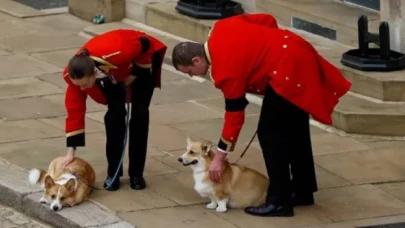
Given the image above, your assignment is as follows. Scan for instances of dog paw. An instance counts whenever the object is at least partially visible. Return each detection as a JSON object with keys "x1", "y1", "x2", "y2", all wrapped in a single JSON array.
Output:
[
  {"x1": 206, "y1": 202, "x2": 217, "y2": 209},
  {"x1": 216, "y1": 205, "x2": 227, "y2": 213}
]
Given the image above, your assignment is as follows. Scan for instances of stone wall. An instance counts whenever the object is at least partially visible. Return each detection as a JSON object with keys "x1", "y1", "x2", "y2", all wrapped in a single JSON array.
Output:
[
  {"x1": 380, "y1": 0, "x2": 405, "y2": 53},
  {"x1": 68, "y1": 0, "x2": 125, "y2": 23}
]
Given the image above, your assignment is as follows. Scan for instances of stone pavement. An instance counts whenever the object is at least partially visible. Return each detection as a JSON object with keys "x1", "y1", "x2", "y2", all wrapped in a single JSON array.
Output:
[
  {"x1": 0, "y1": 1, "x2": 405, "y2": 228},
  {"x1": 0, "y1": 203, "x2": 54, "y2": 228}
]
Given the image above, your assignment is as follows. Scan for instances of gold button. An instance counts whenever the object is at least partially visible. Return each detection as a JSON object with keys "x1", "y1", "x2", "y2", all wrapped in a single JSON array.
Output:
[
  {"x1": 283, "y1": 44, "x2": 287, "y2": 48},
  {"x1": 230, "y1": 137, "x2": 234, "y2": 140},
  {"x1": 257, "y1": 89, "x2": 260, "y2": 92},
  {"x1": 273, "y1": 71, "x2": 277, "y2": 75},
  {"x1": 334, "y1": 92, "x2": 337, "y2": 95},
  {"x1": 285, "y1": 76, "x2": 289, "y2": 80},
  {"x1": 284, "y1": 35, "x2": 289, "y2": 38},
  {"x1": 297, "y1": 83, "x2": 301, "y2": 87}
]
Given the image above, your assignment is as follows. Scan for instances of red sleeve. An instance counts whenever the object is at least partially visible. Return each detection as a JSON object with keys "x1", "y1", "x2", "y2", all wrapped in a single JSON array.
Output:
[
  {"x1": 64, "y1": 73, "x2": 87, "y2": 147},
  {"x1": 233, "y1": 13, "x2": 278, "y2": 28},
  {"x1": 216, "y1": 76, "x2": 248, "y2": 152}
]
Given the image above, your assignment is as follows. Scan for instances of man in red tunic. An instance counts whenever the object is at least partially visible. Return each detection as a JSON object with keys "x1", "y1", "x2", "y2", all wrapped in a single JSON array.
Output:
[
  {"x1": 63, "y1": 29, "x2": 166, "y2": 191},
  {"x1": 171, "y1": 13, "x2": 351, "y2": 217}
]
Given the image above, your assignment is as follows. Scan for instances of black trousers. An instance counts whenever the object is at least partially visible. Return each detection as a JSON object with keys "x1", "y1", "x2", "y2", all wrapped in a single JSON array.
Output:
[
  {"x1": 257, "y1": 85, "x2": 317, "y2": 205},
  {"x1": 99, "y1": 67, "x2": 155, "y2": 178}
]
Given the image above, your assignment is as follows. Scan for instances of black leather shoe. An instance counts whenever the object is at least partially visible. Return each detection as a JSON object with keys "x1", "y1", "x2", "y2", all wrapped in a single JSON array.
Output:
[
  {"x1": 130, "y1": 176, "x2": 146, "y2": 190},
  {"x1": 103, "y1": 176, "x2": 120, "y2": 191},
  {"x1": 244, "y1": 203, "x2": 294, "y2": 217},
  {"x1": 292, "y1": 193, "x2": 314, "y2": 206}
]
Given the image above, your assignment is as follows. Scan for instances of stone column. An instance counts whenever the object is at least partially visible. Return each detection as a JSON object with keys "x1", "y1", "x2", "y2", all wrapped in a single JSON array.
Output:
[{"x1": 380, "y1": 0, "x2": 405, "y2": 53}]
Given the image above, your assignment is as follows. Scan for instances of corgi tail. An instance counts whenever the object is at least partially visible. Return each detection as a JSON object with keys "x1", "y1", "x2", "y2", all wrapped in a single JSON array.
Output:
[{"x1": 28, "y1": 168, "x2": 47, "y2": 185}]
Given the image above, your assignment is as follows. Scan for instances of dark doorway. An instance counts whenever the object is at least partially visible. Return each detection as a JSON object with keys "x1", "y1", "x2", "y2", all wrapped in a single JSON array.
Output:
[
  {"x1": 345, "y1": 0, "x2": 380, "y2": 11},
  {"x1": 12, "y1": 0, "x2": 68, "y2": 10}
]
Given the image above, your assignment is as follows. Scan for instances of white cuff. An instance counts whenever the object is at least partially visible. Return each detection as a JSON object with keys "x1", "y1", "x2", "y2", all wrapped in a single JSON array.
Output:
[{"x1": 217, "y1": 147, "x2": 229, "y2": 154}]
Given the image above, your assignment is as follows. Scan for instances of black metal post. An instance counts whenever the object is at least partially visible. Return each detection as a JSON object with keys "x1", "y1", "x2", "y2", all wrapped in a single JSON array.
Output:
[
  {"x1": 358, "y1": 15, "x2": 368, "y2": 58},
  {"x1": 340, "y1": 14, "x2": 405, "y2": 71},
  {"x1": 379, "y1": 22, "x2": 390, "y2": 60},
  {"x1": 175, "y1": 0, "x2": 244, "y2": 19}
]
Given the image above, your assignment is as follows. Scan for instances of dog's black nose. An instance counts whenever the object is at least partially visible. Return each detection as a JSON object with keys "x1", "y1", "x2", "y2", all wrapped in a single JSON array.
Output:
[
  {"x1": 178, "y1": 157, "x2": 183, "y2": 162},
  {"x1": 52, "y1": 206, "x2": 59, "y2": 211}
]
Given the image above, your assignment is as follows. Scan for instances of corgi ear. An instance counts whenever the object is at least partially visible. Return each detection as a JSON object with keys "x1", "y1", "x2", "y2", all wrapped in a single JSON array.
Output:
[
  {"x1": 201, "y1": 140, "x2": 212, "y2": 155},
  {"x1": 44, "y1": 175, "x2": 54, "y2": 189},
  {"x1": 186, "y1": 136, "x2": 192, "y2": 146},
  {"x1": 65, "y1": 179, "x2": 76, "y2": 192}
]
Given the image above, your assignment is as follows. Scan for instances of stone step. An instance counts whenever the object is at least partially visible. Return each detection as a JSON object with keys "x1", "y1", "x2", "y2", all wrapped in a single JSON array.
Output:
[
  {"x1": 254, "y1": 0, "x2": 380, "y2": 46},
  {"x1": 80, "y1": 19, "x2": 405, "y2": 136},
  {"x1": 142, "y1": 1, "x2": 405, "y2": 102}
]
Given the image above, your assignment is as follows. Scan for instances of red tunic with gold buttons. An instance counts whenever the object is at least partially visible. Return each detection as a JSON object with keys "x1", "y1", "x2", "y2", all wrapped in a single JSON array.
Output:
[
  {"x1": 63, "y1": 29, "x2": 167, "y2": 147},
  {"x1": 204, "y1": 13, "x2": 352, "y2": 152}
]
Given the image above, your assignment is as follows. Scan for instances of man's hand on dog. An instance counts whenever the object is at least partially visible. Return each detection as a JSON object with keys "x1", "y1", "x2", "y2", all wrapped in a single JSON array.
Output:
[
  {"x1": 209, "y1": 150, "x2": 227, "y2": 183},
  {"x1": 63, "y1": 148, "x2": 76, "y2": 168}
]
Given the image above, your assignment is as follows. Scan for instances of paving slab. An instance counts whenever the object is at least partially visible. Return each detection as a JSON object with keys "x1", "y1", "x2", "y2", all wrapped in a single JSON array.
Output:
[
  {"x1": 310, "y1": 132, "x2": 371, "y2": 156},
  {"x1": 92, "y1": 150, "x2": 179, "y2": 184},
  {"x1": 0, "y1": 19, "x2": 62, "y2": 41},
  {"x1": 315, "y1": 147, "x2": 405, "y2": 185},
  {"x1": 306, "y1": 215, "x2": 405, "y2": 228},
  {"x1": 0, "y1": 96, "x2": 66, "y2": 121},
  {"x1": 215, "y1": 205, "x2": 331, "y2": 228},
  {"x1": 0, "y1": 54, "x2": 61, "y2": 79},
  {"x1": 0, "y1": 119, "x2": 63, "y2": 144},
  {"x1": 0, "y1": 158, "x2": 42, "y2": 210},
  {"x1": 354, "y1": 138, "x2": 405, "y2": 150},
  {"x1": 0, "y1": 47, "x2": 11, "y2": 56},
  {"x1": 0, "y1": 203, "x2": 53, "y2": 228},
  {"x1": 152, "y1": 78, "x2": 220, "y2": 105},
  {"x1": 0, "y1": 33, "x2": 86, "y2": 54},
  {"x1": 315, "y1": 185, "x2": 405, "y2": 222},
  {"x1": 27, "y1": 14, "x2": 92, "y2": 33},
  {"x1": 0, "y1": 9, "x2": 404, "y2": 228},
  {"x1": 31, "y1": 48, "x2": 77, "y2": 68},
  {"x1": 0, "y1": 77, "x2": 63, "y2": 100},
  {"x1": 146, "y1": 172, "x2": 209, "y2": 205},
  {"x1": 118, "y1": 205, "x2": 239, "y2": 228},
  {"x1": 0, "y1": 133, "x2": 114, "y2": 170},
  {"x1": 90, "y1": 184, "x2": 177, "y2": 213},
  {"x1": 36, "y1": 72, "x2": 67, "y2": 89},
  {"x1": 377, "y1": 182, "x2": 405, "y2": 204},
  {"x1": 23, "y1": 193, "x2": 131, "y2": 228},
  {"x1": 147, "y1": 125, "x2": 196, "y2": 151}
]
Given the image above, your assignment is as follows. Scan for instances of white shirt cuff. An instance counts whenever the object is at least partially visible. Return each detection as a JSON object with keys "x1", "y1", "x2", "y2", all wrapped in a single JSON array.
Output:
[{"x1": 217, "y1": 147, "x2": 229, "y2": 154}]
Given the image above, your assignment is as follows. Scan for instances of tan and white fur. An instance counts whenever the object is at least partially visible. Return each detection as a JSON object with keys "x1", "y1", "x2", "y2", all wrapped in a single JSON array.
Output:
[
  {"x1": 28, "y1": 156, "x2": 96, "y2": 211},
  {"x1": 178, "y1": 137, "x2": 269, "y2": 213}
]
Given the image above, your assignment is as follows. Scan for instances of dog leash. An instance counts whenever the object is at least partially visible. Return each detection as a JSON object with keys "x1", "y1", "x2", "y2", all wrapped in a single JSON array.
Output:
[
  {"x1": 103, "y1": 98, "x2": 131, "y2": 190},
  {"x1": 76, "y1": 85, "x2": 131, "y2": 191},
  {"x1": 231, "y1": 130, "x2": 257, "y2": 164}
]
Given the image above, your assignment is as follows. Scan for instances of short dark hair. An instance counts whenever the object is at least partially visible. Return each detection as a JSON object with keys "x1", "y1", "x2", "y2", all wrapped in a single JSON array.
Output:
[
  {"x1": 68, "y1": 48, "x2": 95, "y2": 79},
  {"x1": 172, "y1": 42, "x2": 205, "y2": 69}
]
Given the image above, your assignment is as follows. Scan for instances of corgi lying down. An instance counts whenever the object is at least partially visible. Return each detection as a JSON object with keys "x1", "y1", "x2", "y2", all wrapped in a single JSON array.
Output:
[
  {"x1": 178, "y1": 137, "x2": 269, "y2": 212},
  {"x1": 28, "y1": 156, "x2": 96, "y2": 211}
]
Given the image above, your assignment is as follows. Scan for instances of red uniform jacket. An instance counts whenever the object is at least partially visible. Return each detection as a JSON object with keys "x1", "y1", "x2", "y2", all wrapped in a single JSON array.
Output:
[
  {"x1": 204, "y1": 14, "x2": 352, "y2": 152},
  {"x1": 64, "y1": 29, "x2": 167, "y2": 147}
]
